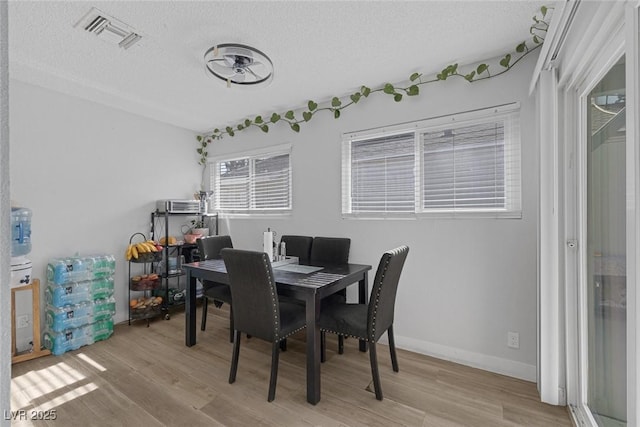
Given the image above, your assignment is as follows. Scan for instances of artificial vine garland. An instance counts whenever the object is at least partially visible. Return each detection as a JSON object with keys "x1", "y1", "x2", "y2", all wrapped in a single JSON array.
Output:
[{"x1": 196, "y1": 5, "x2": 550, "y2": 165}]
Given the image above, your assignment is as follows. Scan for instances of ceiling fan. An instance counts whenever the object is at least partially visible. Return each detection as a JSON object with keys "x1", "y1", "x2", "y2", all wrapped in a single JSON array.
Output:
[{"x1": 204, "y1": 43, "x2": 274, "y2": 87}]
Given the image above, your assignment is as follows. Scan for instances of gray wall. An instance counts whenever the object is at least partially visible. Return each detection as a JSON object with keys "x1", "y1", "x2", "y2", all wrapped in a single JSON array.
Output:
[
  {"x1": 208, "y1": 52, "x2": 540, "y2": 380},
  {"x1": 8, "y1": 51, "x2": 540, "y2": 382},
  {"x1": 9, "y1": 80, "x2": 200, "y2": 346}
]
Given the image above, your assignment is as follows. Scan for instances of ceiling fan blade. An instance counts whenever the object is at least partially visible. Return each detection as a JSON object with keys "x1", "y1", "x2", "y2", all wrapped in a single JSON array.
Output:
[
  {"x1": 232, "y1": 72, "x2": 246, "y2": 83},
  {"x1": 222, "y1": 54, "x2": 237, "y2": 67},
  {"x1": 245, "y1": 66, "x2": 262, "y2": 81},
  {"x1": 207, "y1": 61, "x2": 237, "y2": 78},
  {"x1": 231, "y1": 46, "x2": 253, "y2": 59},
  {"x1": 247, "y1": 61, "x2": 269, "y2": 76}
]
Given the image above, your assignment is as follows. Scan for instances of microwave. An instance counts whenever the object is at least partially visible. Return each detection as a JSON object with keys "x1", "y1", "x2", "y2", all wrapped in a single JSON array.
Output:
[{"x1": 156, "y1": 199, "x2": 201, "y2": 214}]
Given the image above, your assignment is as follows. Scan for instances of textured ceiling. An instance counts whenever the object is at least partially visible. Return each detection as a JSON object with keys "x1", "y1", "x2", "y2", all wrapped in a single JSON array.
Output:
[{"x1": 8, "y1": 1, "x2": 551, "y2": 133}]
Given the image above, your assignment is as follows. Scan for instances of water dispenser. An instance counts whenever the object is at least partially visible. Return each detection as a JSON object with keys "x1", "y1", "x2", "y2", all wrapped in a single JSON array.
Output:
[{"x1": 11, "y1": 207, "x2": 32, "y2": 257}]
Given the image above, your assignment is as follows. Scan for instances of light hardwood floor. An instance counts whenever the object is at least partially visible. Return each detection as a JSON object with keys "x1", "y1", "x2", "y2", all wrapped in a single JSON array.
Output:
[{"x1": 11, "y1": 306, "x2": 572, "y2": 426}]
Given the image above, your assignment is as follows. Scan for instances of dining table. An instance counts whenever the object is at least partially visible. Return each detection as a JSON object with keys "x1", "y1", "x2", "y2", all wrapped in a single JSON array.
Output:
[{"x1": 182, "y1": 257, "x2": 372, "y2": 405}]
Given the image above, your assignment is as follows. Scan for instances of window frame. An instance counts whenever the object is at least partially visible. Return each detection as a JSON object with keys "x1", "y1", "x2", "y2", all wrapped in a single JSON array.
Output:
[
  {"x1": 209, "y1": 143, "x2": 292, "y2": 217},
  {"x1": 341, "y1": 103, "x2": 521, "y2": 219}
]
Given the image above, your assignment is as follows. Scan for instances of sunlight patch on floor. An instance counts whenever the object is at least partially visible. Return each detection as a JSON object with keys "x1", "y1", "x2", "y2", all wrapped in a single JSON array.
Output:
[
  {"x1": 76, "y1": 353, "x2": 107, "y2": 372},
  {"x1": 11, "y1": 353, "x2": 108, "y2": 412},
  {"x1": 12, "y1": 362, "x2": 87, "y2": 404},
  {"x1": 31, "y1": 382, "x2": 99, "y2": 412}
]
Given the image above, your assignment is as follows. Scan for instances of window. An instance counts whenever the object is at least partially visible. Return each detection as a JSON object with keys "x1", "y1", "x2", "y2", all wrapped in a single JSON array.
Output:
[
  {"x1": 348, "y1": 132, "x2": 416, "y2": 213},
  {"x1": 210, "y1": 144, "x2": 291, "y2": 215},
  {"x1": 342, "y1": 104, "x2": 521, "y2": 218}
]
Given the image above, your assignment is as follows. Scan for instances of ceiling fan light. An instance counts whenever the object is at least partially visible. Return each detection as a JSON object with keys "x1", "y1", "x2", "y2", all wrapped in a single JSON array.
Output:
[{"x1": 204, "y1": 43, "x2": 273, "y2": 87}]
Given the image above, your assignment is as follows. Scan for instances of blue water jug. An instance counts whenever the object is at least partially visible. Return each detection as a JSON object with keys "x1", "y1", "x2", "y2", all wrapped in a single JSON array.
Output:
[{"x1": 11, "y1": 207, "x2": 32, "y2": 257}]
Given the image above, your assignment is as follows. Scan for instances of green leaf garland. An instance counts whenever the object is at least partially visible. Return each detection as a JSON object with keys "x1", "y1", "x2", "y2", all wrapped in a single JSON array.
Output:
[{"x1": 197, "y1": 6, "x2": 551, "y2": 166}]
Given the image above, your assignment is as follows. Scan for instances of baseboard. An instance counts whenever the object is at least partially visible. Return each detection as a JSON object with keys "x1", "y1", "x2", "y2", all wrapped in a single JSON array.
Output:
[{"x1": 388, "y1": 335, "x2": 537, "y2": 382}]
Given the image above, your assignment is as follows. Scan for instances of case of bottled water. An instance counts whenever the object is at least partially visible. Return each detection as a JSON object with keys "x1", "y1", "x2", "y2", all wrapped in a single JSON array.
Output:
[
  {"x1": 45, "y1": 278, "x2": 115, "y2": 306},
  {"x1": 45, "y1": 297, "x2": 116, "y2": 332},
  {"x1": 47, "y1": 255, "x2": 116, "y2": 285},
  {"x1": 43, "y1": 319, "x2": 114, "y2": 356}
]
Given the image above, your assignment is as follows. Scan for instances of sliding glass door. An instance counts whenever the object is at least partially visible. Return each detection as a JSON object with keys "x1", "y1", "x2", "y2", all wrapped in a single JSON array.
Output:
[{"x1": 585, "y1": 55, "x2": 627, "y2": 427}]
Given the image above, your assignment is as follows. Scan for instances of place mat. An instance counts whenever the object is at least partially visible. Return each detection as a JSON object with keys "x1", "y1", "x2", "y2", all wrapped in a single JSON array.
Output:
[
  {"x1": 276, "y1": 264, "x2": 323, "y2": 274},
  {"x1": 296, "y1": 272, "x2": 346, "y2": 288},
  {"x1": 199, "y1": 259, "x2": 227, "y2": 272}
]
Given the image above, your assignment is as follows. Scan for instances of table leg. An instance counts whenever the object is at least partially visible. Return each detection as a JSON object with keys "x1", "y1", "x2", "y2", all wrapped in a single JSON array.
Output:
[
  {"x1": 185, "y1": 270, "x2": 196, "y2": 347},
  {"x1": 306, "y1": 293, "x2": 321, "y2": 404},
  {"x1": 358, "y1": 274, "x2": 369, "y2": 352}
]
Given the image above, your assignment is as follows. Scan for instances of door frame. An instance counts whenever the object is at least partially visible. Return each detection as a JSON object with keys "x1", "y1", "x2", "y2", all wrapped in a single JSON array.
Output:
[
  {"x1": 572, "y1": 46, "x2": 625, "y2": 426},
  {"x1": 559, "y1": 3, "x2": 638, "y2": 425},
  {"x1": 534, "y1": 1, "x2": 638, "y2": 425}
]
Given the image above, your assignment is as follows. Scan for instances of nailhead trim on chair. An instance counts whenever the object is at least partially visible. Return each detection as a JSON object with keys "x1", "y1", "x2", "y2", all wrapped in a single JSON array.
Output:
[
  {"x1": 261, "y1": 253, "x2": 307, "y2": 341},
  {"x1": 281, "y1": 325, "x2": 307, "y2": 340},
  {"x1": 262, "y1": 254, "x2": 281, "y2": 338},
  {"x1": 370, "y1": 252, "x2": 392, "y2": 340},
  {"x1": 318, "y1": 328, "x2": 372, "y2": 342},
  {"x1": 320, "y1": 246, "x2": 406, "y2": 342}
]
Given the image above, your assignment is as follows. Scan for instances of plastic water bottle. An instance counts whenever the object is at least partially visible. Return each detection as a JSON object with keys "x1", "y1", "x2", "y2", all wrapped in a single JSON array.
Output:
[
  {"x1": 45, "y1": 278, "x2": 115, "y2": 306},
  {"x1": 45, "y1": 297, "x2": 116, "y2": 332},
  {"x1": 280, "y1": 241, "x2": 286, "y2": 259},
  {"x1": 47, "y1": 255, "x2": 116, "y2": 285},
  {"x1": 11, "y1": 207, "x2": 32, "y2": 257},
  {"x1": 43, "y1": 319, "x2": 114, "y2": 356}
]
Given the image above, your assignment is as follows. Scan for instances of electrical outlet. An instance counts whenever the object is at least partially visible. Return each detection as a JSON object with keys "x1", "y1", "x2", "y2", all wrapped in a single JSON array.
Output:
[
  {"x1": 16, "y1": 315, "x2": 30, "y2": 329},
  {"x1": 507, "y1": 331, "x2": 520, "y2": 349}
]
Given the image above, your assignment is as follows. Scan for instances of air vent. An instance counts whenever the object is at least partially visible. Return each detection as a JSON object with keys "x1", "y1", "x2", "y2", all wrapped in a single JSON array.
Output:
[{"x1": 74, "y1": 7, "x2": 141, "y2": 49}]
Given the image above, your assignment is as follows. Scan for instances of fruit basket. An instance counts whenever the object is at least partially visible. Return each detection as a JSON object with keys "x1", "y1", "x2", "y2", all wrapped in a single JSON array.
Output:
[
  {"x1": 130, "y1": 251, "x2": 162, "y2": 263},
  {"x1": 129, "y1": 296, "x2": 163, "y2": 319},
  {"x1": 130, "y1": 274, "x2": 161, "y2": 291},
  {"x1": 126, "y1": 232, "x2": 163, "y2": 263}
]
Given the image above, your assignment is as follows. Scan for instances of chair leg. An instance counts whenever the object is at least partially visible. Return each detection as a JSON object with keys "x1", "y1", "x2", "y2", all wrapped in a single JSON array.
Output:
[
  {"x1": 320, "y1": 331, "x2": 326, "y2": 363},
  {"x1": 388, "y1": 325, "x2": 399, "y2": 372},
  {"x1": 280, "y1": 339, "x2": 287, "y2": 352},
  {"x1": 268, "y1": 342, "x2": 280, "y2": 402},
  {"x1": 200, "y1": 296, "x2": 208, "y2": 331},
  {"x1": 229, "y1": 330, "x2": 241, "y2": 384},
  {"x1": 338, "y1": 335, "x2": 344, "y2": 354},
  {"x1": 229, "y1": 306, "x2": 234, "y2": 343},
  {"x1": 369, "y1": 341, "x2": 383, "y2": 400}
]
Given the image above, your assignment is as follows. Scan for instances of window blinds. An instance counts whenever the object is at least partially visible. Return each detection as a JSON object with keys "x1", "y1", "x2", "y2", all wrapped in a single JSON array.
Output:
[
  {"x1": 342, "y1": 105, "x2": 521, "y2": 218},
  {"x1": 421, "y1": 113, "x2": 520, "y2": 213},
  {"x1": 345, "y1": 132, "x2": 416, "y2": 214},
  {"x1": 212, "y1": 148, "x2": 291, "y2": 214}
]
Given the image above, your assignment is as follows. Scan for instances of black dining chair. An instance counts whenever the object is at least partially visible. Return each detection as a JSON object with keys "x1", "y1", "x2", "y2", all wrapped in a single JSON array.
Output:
[
  {"x1": 277, "y1": 235, "x2": 314, "y2": 351},
  {"x1": 197, "y1": 235, "x2": 234, "y2": 342},
  {"x1": 310, "y1": 237, "x2": 351, "y2": 265},
  {"x1": 319, "y1": 245, "x2": 409, "y2": 400},
  {"x1": 221, "y1": 248, "x2": 307, "y2": 402},
  {"x1": 311, "y1": 236, "x2": 351, "y2": 357},
  {"x1": 279, "y1": 235, "x2": 313, "y2": 262}
]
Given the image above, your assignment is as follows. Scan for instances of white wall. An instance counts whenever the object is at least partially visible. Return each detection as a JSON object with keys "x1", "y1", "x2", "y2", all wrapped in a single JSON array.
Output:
[
  {"x1": 8, "y1": 51, "x2": 540, "y2": 381},
  {"x1": 209, "y1": 52, "x2": 540, "y2": 380},
  {"x1": 9, "y1": 80, "x2": 200, "y2": 332}
]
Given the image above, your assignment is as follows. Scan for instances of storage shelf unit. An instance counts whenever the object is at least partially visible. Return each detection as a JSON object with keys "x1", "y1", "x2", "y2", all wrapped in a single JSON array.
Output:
[
  {"x1": 150, "y1": 211, "x2": 218, "y2": 319},
  {"x1": 128, "y1": 232, "x2": 163, "y2": 325}
]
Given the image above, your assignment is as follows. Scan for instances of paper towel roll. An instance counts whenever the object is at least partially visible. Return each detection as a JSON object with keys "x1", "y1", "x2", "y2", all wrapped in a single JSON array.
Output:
[{"x1": 263, "y1": 231, "x2": 274, "y2": 261}]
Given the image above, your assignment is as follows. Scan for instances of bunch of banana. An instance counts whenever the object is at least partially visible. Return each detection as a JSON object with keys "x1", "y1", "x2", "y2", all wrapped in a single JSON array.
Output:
[{"x1": 125, "y1": 240, "x2": 159, "y2": 260}]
